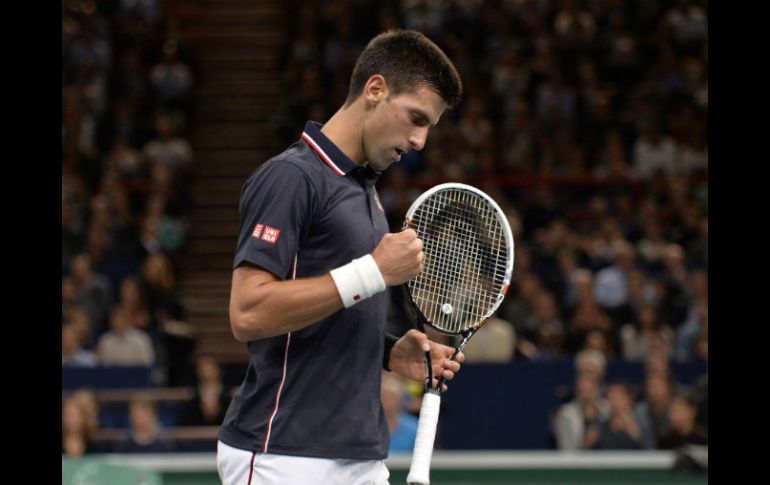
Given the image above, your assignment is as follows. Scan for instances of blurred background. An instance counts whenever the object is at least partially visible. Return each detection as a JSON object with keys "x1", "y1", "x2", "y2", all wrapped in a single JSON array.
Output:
[{"x1": 62, "y1": 0, "x2": 707, "y2": 483}]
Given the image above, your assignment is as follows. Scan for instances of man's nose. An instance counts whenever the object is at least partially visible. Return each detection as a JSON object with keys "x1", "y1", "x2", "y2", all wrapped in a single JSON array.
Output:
[{"x1": 408, "y1": 127, "x2": 429, "y2": 151}]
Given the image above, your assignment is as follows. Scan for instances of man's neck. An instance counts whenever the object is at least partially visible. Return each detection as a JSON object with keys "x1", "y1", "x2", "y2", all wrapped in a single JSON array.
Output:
[{"x1": 320, "y1": 101, "x2": 367, "y2": 166}]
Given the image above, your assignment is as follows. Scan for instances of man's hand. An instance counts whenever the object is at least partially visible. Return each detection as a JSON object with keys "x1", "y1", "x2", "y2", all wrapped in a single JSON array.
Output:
[
  {"x1": 372, "y1": 229, "x2": 424, "y2": 286},
  {"x1": 388, "y1": 329, "x2": 464, "y2": 392}
]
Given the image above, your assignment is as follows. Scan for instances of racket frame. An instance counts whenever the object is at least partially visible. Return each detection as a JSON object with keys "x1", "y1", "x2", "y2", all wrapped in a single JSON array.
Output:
[{"x1": 402, "y1": 183, "x2": 515, "y2": 485}]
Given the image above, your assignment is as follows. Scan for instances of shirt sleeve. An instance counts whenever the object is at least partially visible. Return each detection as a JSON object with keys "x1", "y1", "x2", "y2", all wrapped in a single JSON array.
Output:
[{"x1": 233, "y1": 160, "x2": 317, "y2": 279}]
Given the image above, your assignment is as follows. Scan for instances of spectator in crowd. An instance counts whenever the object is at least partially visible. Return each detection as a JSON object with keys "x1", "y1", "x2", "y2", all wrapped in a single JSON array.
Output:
[
  {"x1": 657, "y1": 392, "x2": 708, "y2": 450},
  {"x1": 659, "y1": 243, "x2": 691, "y2": 328},
  {"x1": 64, "y1": 253, "x2": 113, "y2": 333},
  {"x1": 593, "y1": 240, "x2": 636, "y2": 316},
  {"x1": 564, "y1": 299, "x2": 615, "y2": 355},
  {"x1": 555, "y1": 248, "x2": 583, "y2": 308},
  {"x1": 501, "y1": 272, "x2": 543, "y2": 341},
  {"x1": 140, "y1": 252, "x2": 183, "y2": 324},
  {"x1": 631, "y1": 114, "x2": 679, "y2": 181},
  {"x1": 62, "y1": 324, "x2": 98, "y2": 367},
  {"x1": 71, "y1": 389, "x2": 101, "y2": 440},
  {"x1": 663, "y1": 0, "x2": 708, "y2": 52},
  {"x1": 596, "y1": 382, "x2": 655, "y2": 450},
  {"x1": 142, "y1": 111, "x2": 193, "y2": 208},
  {"x1": 518, "y1": 292, "x2": 566, "y2": 361},
  {"x1": 114, "y1": 399, "x2": 178, "y2": 453},
  {"x1": 143, "y1": 110, "x2": 192, "y2": 165},
  {"x1": 141, "y1": 193, "x2": 188, "y2": 256},
  {"x1": 381, "y1": 373, "x2": 418, "y2": 454},
  {"x1": 634, "y1": 373, "x2": 674, "y2": 448},
  {"x1": 582, "y1": 328, "x2": 614, "y2": 360},
  {"x1": 62, "y1": 396, "x2": 97, "y2": 457},
  {"x1": 553, "y1": 374, "x2": 608, "y2": 450},
  {"x1": 150, "y1": 39, "x2": 194, "y2": 111},
  {"x1": 97, "y1": 308, "x2": 155, "y2": 366},
  {"x1": 64, "y1": 308, "x2": 95, "y2": 350},
  {"x1": 180, "y1": 355, "x2": 231, "y2": 426},
  {"x1": 609, "y1": 268, "x2": 657, "y2": 332},
  {"x1": 689, "y1": 373, "x2": 708, "y2": 430},
  {"x1": 115, "y1": 275, "x2": 152, "y2": 331},
  {"x1": 575, "y1": 348, "x2": 607, "y2": 385},
  {"x1": 644, "y1": 350, "x2": 672, "y2": 380},
  {"x1": 637, "y1": 220, "x2": 669, "y2": 274},
  {"x1": 674, "y1": 297, "x2": 707, "y2": 362},
  {"x1": 461, "y1": 312, "x2": 516, "y2": 363},
  {"x1": 619, "y1": 303, "x2": 675, "y2": 362}
]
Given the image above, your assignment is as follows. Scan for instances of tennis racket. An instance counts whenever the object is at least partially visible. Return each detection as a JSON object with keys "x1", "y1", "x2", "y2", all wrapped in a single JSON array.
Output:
[{"x1": 402, "y1": 183, "x2": 514, "y2": 485}]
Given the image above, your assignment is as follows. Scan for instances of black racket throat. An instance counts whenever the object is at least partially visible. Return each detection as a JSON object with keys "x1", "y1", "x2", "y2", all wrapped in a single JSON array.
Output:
[{"x1": 401, "y1": 284, "x2": 477, "y2": 394}]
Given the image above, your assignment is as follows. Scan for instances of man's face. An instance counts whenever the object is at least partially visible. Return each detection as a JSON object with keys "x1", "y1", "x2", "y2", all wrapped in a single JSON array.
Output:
[{"x1": 361, "y1": 84, "x2": 446, "y2": 172}]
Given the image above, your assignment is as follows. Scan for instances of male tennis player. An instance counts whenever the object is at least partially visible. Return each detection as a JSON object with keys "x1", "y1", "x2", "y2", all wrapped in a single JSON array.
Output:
[{"x1": 217, "y1": 30, "x2": 464, "y2": 485}]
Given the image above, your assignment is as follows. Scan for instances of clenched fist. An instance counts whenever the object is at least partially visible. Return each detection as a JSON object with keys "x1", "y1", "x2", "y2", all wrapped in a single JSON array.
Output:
[{"x1": 371, "y1": 229, "x2": 424, "y2": 286}]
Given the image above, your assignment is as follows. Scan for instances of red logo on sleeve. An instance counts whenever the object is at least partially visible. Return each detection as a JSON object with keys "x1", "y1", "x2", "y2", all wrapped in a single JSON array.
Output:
[
  {"x1": 261, "y1": 226, "x2": 281, "y2": 244},
  {"x1": 252, "y1": 224, "x2": 264, "y2": 239}
]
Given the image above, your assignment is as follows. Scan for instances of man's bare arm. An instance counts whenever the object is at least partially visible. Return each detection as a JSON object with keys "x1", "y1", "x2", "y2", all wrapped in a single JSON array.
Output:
[{"x1": 229, "y1": 229, "x2": 424, "y2": 342}]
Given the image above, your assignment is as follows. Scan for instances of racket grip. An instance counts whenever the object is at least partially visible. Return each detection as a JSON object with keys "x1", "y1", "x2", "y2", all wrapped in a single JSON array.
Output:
[{"x1": 406, "y1": 392, "x2": 441, "y2": 485}]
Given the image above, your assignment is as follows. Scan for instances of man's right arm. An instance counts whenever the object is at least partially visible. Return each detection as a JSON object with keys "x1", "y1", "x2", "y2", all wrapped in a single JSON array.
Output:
[{"x1": 229, "y1": 229, "x2": 424, "y2": 342}]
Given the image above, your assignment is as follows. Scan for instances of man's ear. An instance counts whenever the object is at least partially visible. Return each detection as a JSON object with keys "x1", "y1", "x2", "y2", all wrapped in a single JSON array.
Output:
[{"x1": 363, "y1": 75, "x2": 388, "y2": 105}]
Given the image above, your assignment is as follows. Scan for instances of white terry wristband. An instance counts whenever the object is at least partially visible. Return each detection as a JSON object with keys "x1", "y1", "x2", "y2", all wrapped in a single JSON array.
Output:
[{"x1": 330, "y1": 254, "x2": 386, "y2": 308}]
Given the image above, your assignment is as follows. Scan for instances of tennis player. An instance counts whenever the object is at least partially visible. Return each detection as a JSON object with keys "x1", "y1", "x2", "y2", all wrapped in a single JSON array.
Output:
[{"x1": 216, "y1": 29, "x2": 464, "y2": 485}]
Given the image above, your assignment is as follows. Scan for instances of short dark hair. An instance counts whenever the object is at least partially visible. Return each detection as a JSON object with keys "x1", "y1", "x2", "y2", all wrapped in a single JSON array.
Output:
[{"x1": 345, "y1": 29, "x2": 462, "y2": 108}]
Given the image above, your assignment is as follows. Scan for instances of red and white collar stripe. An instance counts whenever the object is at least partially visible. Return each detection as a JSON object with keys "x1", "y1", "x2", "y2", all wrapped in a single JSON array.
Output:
[{"x1": 301, "y1": 132, "x2": 345, "y2": 176}]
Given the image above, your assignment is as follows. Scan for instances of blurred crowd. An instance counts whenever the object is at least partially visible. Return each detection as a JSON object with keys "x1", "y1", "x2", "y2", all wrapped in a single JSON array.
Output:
[
  {"x1": 62, "y1": 0, "x2": 198, "y2": 385},
  {"x1": 551, "y1": 348, "x2": 706, "y2": 465},
  {"x1": 62, "y1": 0, "x2": 707, "y2": 457}
]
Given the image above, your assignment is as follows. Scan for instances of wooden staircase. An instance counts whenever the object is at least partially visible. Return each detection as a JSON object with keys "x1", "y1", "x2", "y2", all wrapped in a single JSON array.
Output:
[{"x1": 179, "y1": 1, "x2": 286, "y2": 363}]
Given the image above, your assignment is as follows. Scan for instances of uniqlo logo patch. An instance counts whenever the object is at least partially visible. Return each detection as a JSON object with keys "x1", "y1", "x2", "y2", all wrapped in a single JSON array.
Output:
[
  {"x1": 261, "y1": 226, "x2": 281, "y2": 244},
  {"x1": 252, "y1": 224, "x2": 264, "y2": 239}
]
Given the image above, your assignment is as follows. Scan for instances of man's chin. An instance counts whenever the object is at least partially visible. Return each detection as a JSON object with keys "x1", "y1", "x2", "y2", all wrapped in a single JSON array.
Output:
[{"x1": 368, "y1": 160, "x2": 393, "y2": 172}]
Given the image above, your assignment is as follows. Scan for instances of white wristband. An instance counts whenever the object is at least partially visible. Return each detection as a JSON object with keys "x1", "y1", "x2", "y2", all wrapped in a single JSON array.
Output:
[{"x1": 330, "y1": 254, "x2": 386, "y2": 308}]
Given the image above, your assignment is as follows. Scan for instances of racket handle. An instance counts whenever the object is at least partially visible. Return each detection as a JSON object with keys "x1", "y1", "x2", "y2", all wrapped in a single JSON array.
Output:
[{"x1": 406, "y1": 392, "x2": 441, "y2": 485}]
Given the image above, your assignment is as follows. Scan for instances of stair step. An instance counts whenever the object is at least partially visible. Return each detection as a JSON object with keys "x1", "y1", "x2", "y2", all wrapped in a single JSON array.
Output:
[
  {"x1": 195, "y1": 162, "x2": 259, "y2": 178},
  {"x1": 186, "y1": 219, "x2": 240, "y2": 237},
  {"x1": 194, "y1": 111, "x2": 275, "y2": 123},
  {"x1": 189, "y1": 10, "x2": 282, "y2": 27},
  {"x1": 185, "y1": 238, "x2": 237, "y2": 254},
  {"x1": 192, "y1": 121, "x2": 274, "y2": 147},
  {"x1": 191, "y1": 190, "x2": 242, "y2": 205},
  {"x1": 181, "y1": 254, "x2": 236, "y2": 270},
  {"x1": 196, "y1": 1, "x2": 282, "y2": 12},
  {"x1": 190, "y1": 207, "x2": 241, "y2": 222},
  {"x1": 196, "y1": 94, "x2": 278, "y2": 110},
  {"x1": 196, "y1": 65, "x2": 278, "y2": 82},
  {"x1": 194, "y1": 148, "x2": 267, "y2": 163},
  {"x1": 195, "y1": 80, "x2": 282, "y2": 96},
  {"x1": 198, "y1": 56, "x2": 279, "y2": 72},
  {"x1": 180, "y1": 0, "x2": 284, "y2": 365}
]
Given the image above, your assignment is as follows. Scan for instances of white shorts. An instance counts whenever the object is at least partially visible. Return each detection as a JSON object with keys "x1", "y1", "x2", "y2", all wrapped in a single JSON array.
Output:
[{"x1": 216, "y1": 441, "x2": 390, "y2": 485}]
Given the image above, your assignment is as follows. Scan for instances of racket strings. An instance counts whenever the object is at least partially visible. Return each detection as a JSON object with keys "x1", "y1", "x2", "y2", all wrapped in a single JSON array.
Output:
[{"x1": 408, "y1": 189, "x2": 509, "y2": 333}]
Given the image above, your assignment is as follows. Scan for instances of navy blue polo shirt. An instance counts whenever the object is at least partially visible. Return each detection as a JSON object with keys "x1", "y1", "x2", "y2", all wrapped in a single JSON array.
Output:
[{"x1": 218, "y1": 121, "x2": 392, "y2": 460}]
